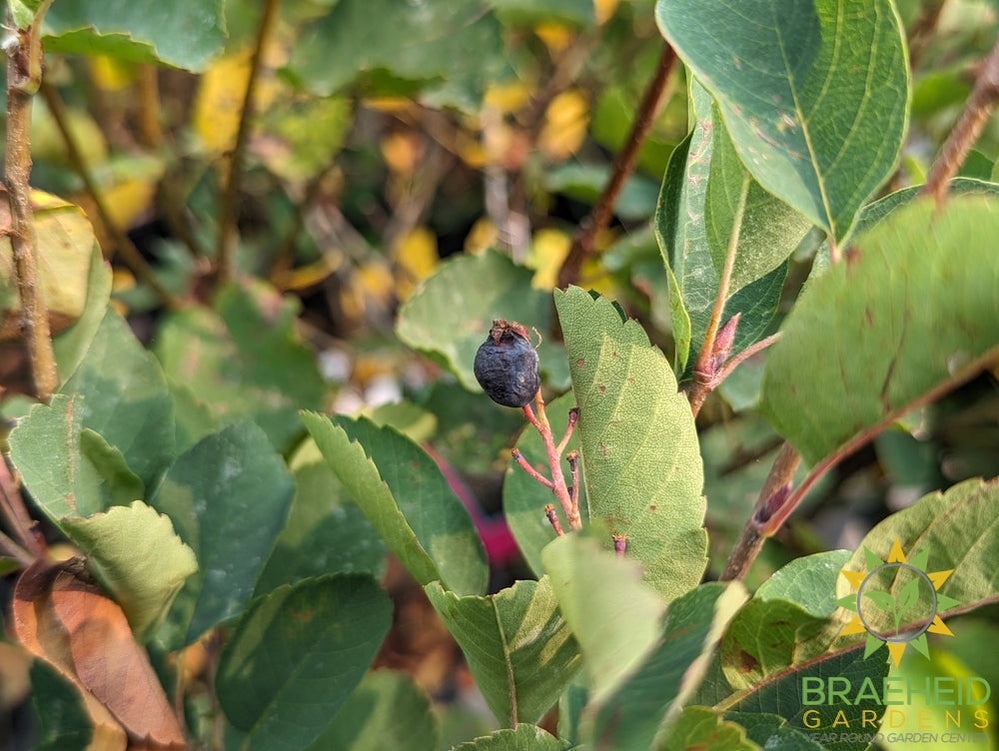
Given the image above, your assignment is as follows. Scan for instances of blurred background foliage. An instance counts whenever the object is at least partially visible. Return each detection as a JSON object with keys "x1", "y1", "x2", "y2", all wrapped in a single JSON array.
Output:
[{"x1": 3, "y1": 0, "x2": 999, "y2": 747}]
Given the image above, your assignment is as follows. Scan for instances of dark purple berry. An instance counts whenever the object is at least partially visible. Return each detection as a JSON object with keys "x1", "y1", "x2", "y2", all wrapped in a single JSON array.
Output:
[{"x1": 473, "y1": 319, "x2": 540, "y2": 408}]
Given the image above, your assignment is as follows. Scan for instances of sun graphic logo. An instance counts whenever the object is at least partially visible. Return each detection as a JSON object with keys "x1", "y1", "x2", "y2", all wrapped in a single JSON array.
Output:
[{"x1": 837, "y1": 538, "x2": 961, "y2": 667}]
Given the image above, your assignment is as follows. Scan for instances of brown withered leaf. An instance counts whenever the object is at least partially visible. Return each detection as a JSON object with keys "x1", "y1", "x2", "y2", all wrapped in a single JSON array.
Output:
[{"x1": 12, "y1": 558, "x2": 186, "y2": 749}]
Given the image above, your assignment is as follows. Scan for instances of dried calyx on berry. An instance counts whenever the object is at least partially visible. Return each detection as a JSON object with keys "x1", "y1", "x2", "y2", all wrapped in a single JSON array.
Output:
[{"x1": 473, "y1": 319, "x2": 540, "y2": 408}]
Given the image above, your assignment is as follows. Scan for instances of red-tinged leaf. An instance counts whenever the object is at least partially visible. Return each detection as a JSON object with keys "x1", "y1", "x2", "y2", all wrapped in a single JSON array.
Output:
[{"x1": 12, "y1": 559, "x2": 185, "y2": 749}]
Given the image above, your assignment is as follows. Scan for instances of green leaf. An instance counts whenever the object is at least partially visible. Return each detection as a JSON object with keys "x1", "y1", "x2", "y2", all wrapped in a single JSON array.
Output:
[
  {"x1": 306, "y1": 670, "x2": 439, "y2": 751},
  {"x1": 554, "y1": 287, "x2": 708, "y2": 600},
  {"x1": 838, "y1": 478, "x2": 999, "y2": 622},
  {"x1": 62, "y1": 309, "x2": 175, "y2": 488},
  {"x1": 723, "y1": 712, "x2": 824, "y2": 751},
  {"x1": 425, "y1": 577, "x2": 581, "y2": 726},
  {"x1": 8, "y1": 394, "x2": 129, "y2": 521},
  {"x1": 42, "y1": 0, "x2": 226, "y2": 71},
  {"x1": 287, "y1": 0, "x2": 504, "y2": 112},
  {"x1": 586, "y1": 582, "x2": 748, "y2": 750},
  {"x1": 302, "y1": 412, "x2": 487, "y2": 596},
  {"x1": 659, "y1": 706, "x2": 759, "y2": 751},
  {"x1": 450, "y1": 725, "x2": 569, "y2": 751},
  {"x1": 721, "y1": 551, "x2": 851, "y2": 690},
  {"x1": 396, "y1": 249, "x2": 555, "y2": 392},
  {"x1": 154, "y1": 282, "x2": 327, "y2": 453},
  {"x1": 761, "y1": 196, "x2": 999, "y2": 466},
  {"x1": 490, "y1": 0, "x2": 594, "y2": 26},
  {"x1": 217, "y1": 574, "x2": 392, "y2": 751},
  {"x1": 60, "y1": 501, "x2": 198, "y2": 642},
  {"x1": 542, "y1": 534, "x2": 667, "y2": 704},
  {"x1": 29, "y1": 660, "x2": 107, "y2": 751},
  {"x1": 503, "y1": 393, "x2": 582, "y2": 577},
  {"x1": 254, "y1": 438, "x2": 386, "y2": 594},
  {"x1": 656, "y1": 0, "x2": 909, "y2": 243},
  {"x1": 723, "y1": 650, "x2": 891, "y2": 751},
  {"x1": 656, "y1": 82, "x2": 809, "y2": 375},
  {"x1": 150, "y1": 421, "x2": 295, "y2": 648}
]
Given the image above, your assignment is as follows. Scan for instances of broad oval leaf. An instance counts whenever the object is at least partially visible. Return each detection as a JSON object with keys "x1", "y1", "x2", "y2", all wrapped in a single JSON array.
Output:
[
  {"x1": 656, "y1": 81, "x2": 811, "y2": 372},
  {"x1": 287, "y1": 0, "x2": 504, "y2": 112},
  {"x1": 761, "y1": 196, "x2": 999, "y2": 466},
  {"x1": 42, "y1": 0, "x2": 226, "y2": 71},
  {"x1": 306, "y1": 670, "x2": 439, "y2": 751},
  {"x1": 656, "y1": 0, "x2": 909, "y2": 243},
  {"x1": 554, "y1": 287, "x2": 707, "y2": 600},
  {"x1": 837, "y1": 477, "x2": 999, "y2": 625},
  {"x1": 150, "y1": 421, "x2": 295, "y2": 648},
  {"x1": 425, "y1": 577, "x2": 581, "y2": 727},
  {"x1": 302, "y1": 412, "x2": 488, "y2": 596},
  {"x1": 216, "y1": 574, "x2": 392, "y2": 751}
]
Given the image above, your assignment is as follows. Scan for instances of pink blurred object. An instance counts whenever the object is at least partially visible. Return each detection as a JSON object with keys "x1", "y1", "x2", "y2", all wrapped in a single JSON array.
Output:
[{"x1": 425, "y1": 445, "x2": 520, "y2": 568}]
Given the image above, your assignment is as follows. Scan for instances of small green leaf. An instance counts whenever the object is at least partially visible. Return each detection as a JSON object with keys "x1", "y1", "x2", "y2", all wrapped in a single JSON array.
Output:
[
  {"x1": 587, "y1": 582, "x2": 748, "y2": 750},
  {"x1": 396, "y1": 249, "x2": 555, "y2": 392},
  {"x1": 217, "y1": 574, "x2": 392, "y2": 751},
  {"x1": 762, "y1": 196, "x2": 999, "y2": 466},
  {"x1": 450, "y1": 725, "x2": 569, "y2": 751},
  {"x1": 721, "y1": 551, "x2": 850, "y2": 689},
  {"x1": 861, "y1": 589, "x2": 898, "y2": 614},
  {"x1": 659, "y1": 706, "x2": 759, "y2": 751},
  {"x1": 29, "y1": 660, "x2": 109, "y2": 750},
  {"x1": 254, "y1": 438, "x2": 386, "y2": 594},
  {"x1": 60, "y1": 501, "x2": 198, "y2": 642},
  {"x1": 150, "y1": 421, "x2": 295, "y2": 648},
  {"x1": 154, "y1": 282, "x2": 327, "y2": 454},
  {"x1": 554, "y1": 287, "x2": 708, "y2": 600},
  {"x1": 8, "y1": 394, "x2": 118, "y2": 521},
  {"x1": 542, "y1": 534, "x2": 667, "y2": 704},
  {"x1": 425, "y1": 577, "x2": 581, "y2": 726},
  {"x1": 302, "y1": 412, "x2": 487, "y2": 596},
  {"x1": 42, "y1": 0, "x2": 226, "y2": 71},
  {"x1": 656, "y1": 0, "x2": 909, "y2": 242},
  {"x1": 62, "y1": 309, "x2": 175, "y2": 488},
  {"x1": 724, "y1": 712, "x2": 823, "y2": 751},
  {"x1": 306, "y1": 671, "x2": 439, "y2": 751},
  {"x1": 287, "y1": 0, "x2": 504, "y2": 112}
]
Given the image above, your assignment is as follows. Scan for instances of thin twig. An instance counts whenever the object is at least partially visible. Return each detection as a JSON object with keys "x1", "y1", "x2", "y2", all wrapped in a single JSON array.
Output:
[
  {"x1": 558, "y1": 42, "x2": 678, "y2": 287},
  {"x1": 511, "y1": 448, "x2": 555, "y2": 489},
  {"x1": 712, "y1": 332, "x2": 782, "y2": 385},
  {"x1": 922, "y1": 34, "x2": 999, "y2": 205},
  {"x1": 721, "y1": 442, "x2": 800, "y2": 582},
  {"x1": 544, "y1": 504, "x2": 565, "y2": 536},
  {"x1": 38, "y1": 80, "x2": 182, "y2": 310},
  {"x1": 534, "y1": 392, "x2": 581, "y2": 530},
  {"x1": 216, "y1": 0, "x2": 281, "y2": 283},
  {"x1": 5, "y1": 7, "x2": 57, "y2": 399}
]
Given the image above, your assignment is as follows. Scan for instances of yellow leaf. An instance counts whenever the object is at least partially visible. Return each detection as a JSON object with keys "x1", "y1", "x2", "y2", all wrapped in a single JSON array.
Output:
[
  {"x1": 535, "y1": 23, "x2": 573, "y2": 53},
  {"x1": 539, "y1": 90, "x2": 590, "y2": 161},
  {"x1": 594, "y1": 0, "x2": 621, "y2": 24},
  {"x1": 526, "y1": 228, "x2": 571, "y2": 290},
  {"x1": 0, "y1": 191, "x2": 97, "y2": 330},
  {"x1": 88, "y1": 56, "x2": 134, "y2": 92},
  {"x1": 484, "y1": 82, "x2": 531, "y2": 113},
  {"x1": 192, "y1": 51, "x2": 252, "y2": 155},
  {"x1": 394, "y1": 227, "x2": 439, "y2": 301},
  {"x1": 382, "y1": 132, "x2": 422, "y2": 175},
  {"x1": 464, "y1": 218, "x2": 498, "y2": 254}
]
